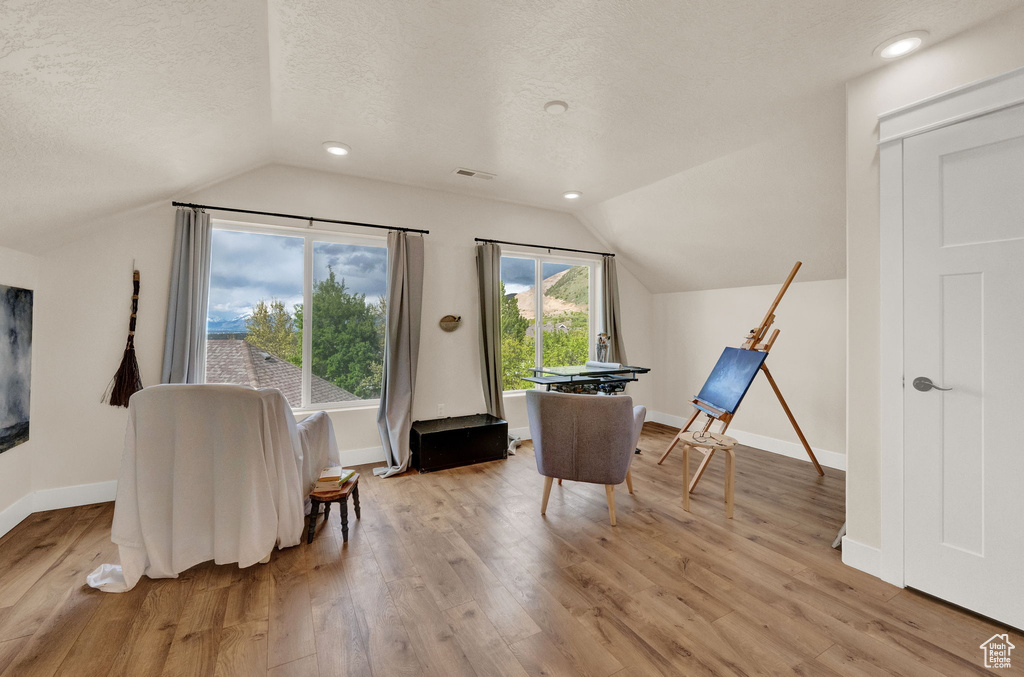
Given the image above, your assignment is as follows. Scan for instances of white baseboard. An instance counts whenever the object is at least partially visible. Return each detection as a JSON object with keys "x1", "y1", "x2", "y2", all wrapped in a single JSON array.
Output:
[
  {"x1": 726, "y1": 430, "x2": 846, "y2": 471},
  {"x1": 646, "y1": 410, "x2": 846, "y2": 471},
  {"x1": 509, "y1": 426, "x2": 531, "y2": 442},
  {"x1": 646, "y1": 410, "x2": 702, "y2": 430},
  {"x1": 340, "y1": 445, "x2": 386, "y2": 467},
  {"x1": 0, "y1": 492, "x2": 34, "y2": 539},
  {"x1": 841, "y1": 536, "x2": 882, "y2": 578},
  {"x1": 33, "y1": 480, "x2": 118, "y2": 512},
  {"x1": 0, "y1": 479, "x2": 118, "y2": 538}
]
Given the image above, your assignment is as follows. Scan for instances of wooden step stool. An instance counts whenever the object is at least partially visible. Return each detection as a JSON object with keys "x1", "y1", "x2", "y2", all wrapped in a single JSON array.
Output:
[
  {"x1": 308, "y1": 473, "x2": 360, "y2": 543},
  {"x1": 679, "y1": 432, "x2": 738, "y2": 518}
]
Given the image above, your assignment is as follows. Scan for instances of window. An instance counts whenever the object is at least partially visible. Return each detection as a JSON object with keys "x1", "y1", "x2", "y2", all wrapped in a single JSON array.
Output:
[
  {"x1": 205, "y1": 223, "x2": 387, "y2": 408},
  {"x1": 499, "y1": 253, "x2": 597, "y2": 391}
]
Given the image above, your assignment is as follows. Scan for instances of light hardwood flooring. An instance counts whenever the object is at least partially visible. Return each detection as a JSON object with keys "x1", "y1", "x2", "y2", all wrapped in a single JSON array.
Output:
[{"x1": 0, "y1": 422, "x2": 1020, "y2": 676}]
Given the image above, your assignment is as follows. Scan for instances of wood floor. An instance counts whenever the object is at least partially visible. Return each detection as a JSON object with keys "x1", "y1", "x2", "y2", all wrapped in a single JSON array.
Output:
[{"x1": 0, "y1": 421, "x2": 1020, "y2": 676}]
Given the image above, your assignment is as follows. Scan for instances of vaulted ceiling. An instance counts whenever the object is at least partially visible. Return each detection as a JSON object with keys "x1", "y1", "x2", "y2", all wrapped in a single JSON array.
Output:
[{"x1": 1, "y1": 0, "x2": 1019, "y2": 286}]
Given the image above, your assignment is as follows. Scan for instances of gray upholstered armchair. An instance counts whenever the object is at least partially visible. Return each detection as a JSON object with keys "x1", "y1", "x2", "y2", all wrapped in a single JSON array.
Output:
[{"x1": 526, "y1": 390, "x2": 646, "y2": 526}]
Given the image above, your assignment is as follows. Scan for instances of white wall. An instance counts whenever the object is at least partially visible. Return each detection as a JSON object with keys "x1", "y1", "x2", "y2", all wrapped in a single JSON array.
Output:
[
  {"x1": 650, "y1": 279, "x2": 846, "y2": 468},
  {"x1": 845, "y1": 5, "x2": 1024, "y2": 551},
  {"x1": 0, "y1": 246, "x2": 42, "y2": 533},
  {"x1": 17, "y1": 163, "x2": 655, "y2": 506},
  {"x1": 576, "y1": 90, "x2": 847, "y2": 294},
  {"x1": 30, "y1": 204, "x2": 176, "y2": 494}
]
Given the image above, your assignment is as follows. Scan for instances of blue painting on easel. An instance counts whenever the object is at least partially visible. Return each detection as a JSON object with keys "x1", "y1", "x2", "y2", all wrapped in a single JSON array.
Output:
[{"x1": 695, "y1": 347, "x2": 767, "y2": 414}]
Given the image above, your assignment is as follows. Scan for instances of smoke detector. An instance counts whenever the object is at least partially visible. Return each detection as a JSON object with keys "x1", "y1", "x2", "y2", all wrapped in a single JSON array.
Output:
[{"x1": 453, "y1": 168, "x2": 497, "y2": 180}]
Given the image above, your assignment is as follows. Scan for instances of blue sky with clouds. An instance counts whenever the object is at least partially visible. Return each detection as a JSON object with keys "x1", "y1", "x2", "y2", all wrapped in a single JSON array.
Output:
[
  {"x1": 500, "y1": 256, "x2": 572, "y2": 294},
  {"x1": 207, "y1": 234, "x2": 574, "y2": 325},
  {"x1": 207, "y1": 230, "x2": 388, "y2": 324}
]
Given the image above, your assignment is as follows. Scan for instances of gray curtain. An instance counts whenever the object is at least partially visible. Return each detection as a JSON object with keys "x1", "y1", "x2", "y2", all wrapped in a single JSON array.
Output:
[
  {"x1": 161, "y1": 208, "x2": 212, "y2": 384},
  {"x1": 476, "y1": 242, "x2": 505, "y2": 420},
  {"x1": 602, "y1": 255, "x2": 628, "y2": 365},
  {"x1": 374, "y1": 231, "x2": 425, "y2": 478}
]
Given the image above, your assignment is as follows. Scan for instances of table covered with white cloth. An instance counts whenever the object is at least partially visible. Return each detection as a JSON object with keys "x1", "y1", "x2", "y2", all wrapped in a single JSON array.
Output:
[{"x1": 87, "y1": 384, "x2": 339, "y2": 592}]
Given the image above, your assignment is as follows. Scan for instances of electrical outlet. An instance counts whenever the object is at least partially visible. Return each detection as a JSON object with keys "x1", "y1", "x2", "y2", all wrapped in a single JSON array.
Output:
[{"x1": 437, "y1": 403, "x2": 445, "y2": 417}]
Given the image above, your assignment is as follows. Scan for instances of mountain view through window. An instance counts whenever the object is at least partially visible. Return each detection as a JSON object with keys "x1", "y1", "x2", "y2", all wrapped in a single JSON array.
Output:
[{"x1": 499, "y1": 256, "x2": 592, "y2": 391}]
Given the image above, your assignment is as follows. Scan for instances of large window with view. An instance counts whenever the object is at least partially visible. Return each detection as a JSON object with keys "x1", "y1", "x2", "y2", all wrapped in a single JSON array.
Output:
[
  {"x1": 205, "y1": 224, "x2": 387, "y2": 408},
  {"x1": 499, "y1": 254, "x2": 595, "y2": 391}
]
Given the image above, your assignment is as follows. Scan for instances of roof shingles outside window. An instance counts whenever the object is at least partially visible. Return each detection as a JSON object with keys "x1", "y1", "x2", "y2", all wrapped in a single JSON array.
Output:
[{"x1": 205, "y1": 339, "x2": 359, "y2": 407}]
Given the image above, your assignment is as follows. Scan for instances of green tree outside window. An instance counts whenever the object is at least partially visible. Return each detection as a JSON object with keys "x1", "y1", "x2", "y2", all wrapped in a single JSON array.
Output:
[{"x1": 248, "y1": 268, "x2": 385, "y2": 401}]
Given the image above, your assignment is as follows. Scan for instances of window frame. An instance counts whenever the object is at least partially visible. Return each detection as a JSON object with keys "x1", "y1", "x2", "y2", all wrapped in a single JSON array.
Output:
[
  {"x1": 499, "y1": 247, "x2": 603, "y2": 394},
  {"x1": 209, "y1": 218, "x2": 388, "y2": 411}
]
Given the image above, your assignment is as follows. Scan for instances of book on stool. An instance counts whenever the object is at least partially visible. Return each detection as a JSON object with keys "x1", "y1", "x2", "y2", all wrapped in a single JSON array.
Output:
[{"x1": 308, "y1": 470, "x2": 361, "y2": 543}]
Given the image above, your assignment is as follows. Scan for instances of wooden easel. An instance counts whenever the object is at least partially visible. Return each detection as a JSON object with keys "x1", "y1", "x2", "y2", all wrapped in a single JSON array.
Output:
[{"x1": 658, "y1": 262, "x2": 824, "y2": 493}]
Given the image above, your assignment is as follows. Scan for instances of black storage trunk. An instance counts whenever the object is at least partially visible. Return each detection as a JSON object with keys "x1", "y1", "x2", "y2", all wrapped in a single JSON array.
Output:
[{"x1": 410, "y1": 414, "x2": 508, "y2": 473}]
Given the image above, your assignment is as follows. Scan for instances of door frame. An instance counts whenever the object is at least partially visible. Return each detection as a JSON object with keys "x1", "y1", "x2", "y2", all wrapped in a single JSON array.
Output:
[{"x1": 878, "y1": 65, "x2": 1024, "y2": 587}]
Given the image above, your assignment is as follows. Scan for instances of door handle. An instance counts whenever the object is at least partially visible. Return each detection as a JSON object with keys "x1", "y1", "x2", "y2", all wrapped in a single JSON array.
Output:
[{"x1": 912, "y1": 376, "x2": 953, "y2": 392}]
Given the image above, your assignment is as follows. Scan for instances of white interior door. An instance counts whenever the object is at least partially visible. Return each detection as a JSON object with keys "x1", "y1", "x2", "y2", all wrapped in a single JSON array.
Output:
[{"x1": 903, "y1": 102, "x2": 1024, "y2": 629}]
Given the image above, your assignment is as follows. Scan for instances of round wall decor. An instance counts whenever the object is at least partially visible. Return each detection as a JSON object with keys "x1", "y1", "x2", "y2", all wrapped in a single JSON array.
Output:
[{"x1": 439, "y1": 315, "x2": 462, "y2": 332}]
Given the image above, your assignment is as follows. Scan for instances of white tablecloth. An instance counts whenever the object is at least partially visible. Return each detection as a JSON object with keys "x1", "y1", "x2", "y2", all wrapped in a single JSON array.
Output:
[
  {"x1": 296, "y1": 410, "x2": 340, "y2": 497},
  {"x1": 87, "y1": 384, "x2": 339, "y2": 592}
]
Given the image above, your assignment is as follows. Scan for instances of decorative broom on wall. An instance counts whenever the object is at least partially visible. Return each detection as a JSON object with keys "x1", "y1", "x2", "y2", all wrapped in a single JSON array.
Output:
[{"x1": 104, "y1": 269, "x2": 143, "y2": 407}]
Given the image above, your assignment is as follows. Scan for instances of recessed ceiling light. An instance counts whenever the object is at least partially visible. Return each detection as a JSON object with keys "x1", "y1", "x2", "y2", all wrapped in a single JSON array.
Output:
[
  {"x1": 563, "y1": 190, "x2": 582, "y2": 200},
  {"x1": 322, "y1": 141, "x2": 351, "y2": 156},
  {"x1": 874, "y1": 31, "x2": 928, "y2": 60},
  {"x1": 544, "y1": 100, "x2": 569, "y2": 114}
]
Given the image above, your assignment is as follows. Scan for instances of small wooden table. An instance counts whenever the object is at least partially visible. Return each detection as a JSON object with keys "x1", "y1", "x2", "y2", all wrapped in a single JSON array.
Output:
[
  {"x1": 680, "y1": 432, "x2": 738, "y2": 518},
  {"x1": 307, "y1": 473, "x2": 361, "y2": 544}
]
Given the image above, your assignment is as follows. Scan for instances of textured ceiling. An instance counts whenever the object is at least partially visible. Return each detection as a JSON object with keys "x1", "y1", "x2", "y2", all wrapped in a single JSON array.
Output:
[
  {"x1": 266, "y1": 0, "x2": 1019, "y2": 213},
  {"x1": 0, "y1": 0, "x2": 271, "y2": 251},
  {"x1": 1, "y1": 0, "x2": 1020, "y2": 286}
]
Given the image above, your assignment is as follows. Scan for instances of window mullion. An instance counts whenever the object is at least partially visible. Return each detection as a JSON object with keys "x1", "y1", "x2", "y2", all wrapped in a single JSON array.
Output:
[
  {"x1": 591, "y1": 262, "x2": 598, "y2": 362},
  {"x1": 302, "y1": 236, "x2": 313, "y2": 408},
  {"x1": 535, "y1": 257, "x2": 543, "y2": 369}
]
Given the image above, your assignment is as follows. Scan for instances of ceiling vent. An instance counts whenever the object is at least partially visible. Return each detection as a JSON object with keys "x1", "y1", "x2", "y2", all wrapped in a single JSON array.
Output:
[{"x1": 453, "y1": 168, "x2": 496, "y2": 180}]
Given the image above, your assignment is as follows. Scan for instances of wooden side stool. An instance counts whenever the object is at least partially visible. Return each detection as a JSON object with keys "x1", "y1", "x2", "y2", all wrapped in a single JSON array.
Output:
[
  {"x1": 308, "y1": 473, "x2": 361, "y2": 544},
  {"x1": 679, "y1": 432, "x2": 738, "y2": 518}
]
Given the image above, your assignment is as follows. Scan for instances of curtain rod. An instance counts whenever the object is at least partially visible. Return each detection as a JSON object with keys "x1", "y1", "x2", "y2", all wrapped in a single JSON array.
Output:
[
  {"x1": 171, "y1": 201, "x2": 429, "y2": 235},
  {"x1": 474, "y1": 238, "x2": 613, "y2": 257}
]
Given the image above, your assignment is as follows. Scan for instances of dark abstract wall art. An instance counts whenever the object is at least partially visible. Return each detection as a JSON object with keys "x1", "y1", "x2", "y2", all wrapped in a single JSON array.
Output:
[{"x1": 0, "y1": 284, "x2": 32, "y2": 453}]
